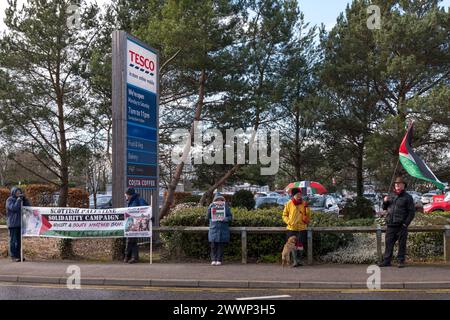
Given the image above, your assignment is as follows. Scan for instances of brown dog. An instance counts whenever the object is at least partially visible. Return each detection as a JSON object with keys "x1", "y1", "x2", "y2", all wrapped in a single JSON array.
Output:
[{"x1": 281, "y1": 236, "x2": 297, "y2": 267}]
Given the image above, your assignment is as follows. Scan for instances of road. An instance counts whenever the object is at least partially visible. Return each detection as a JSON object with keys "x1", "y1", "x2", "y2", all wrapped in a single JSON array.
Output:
[{"x1": 1, "y1": 282, "x2": 450, "y2": 300}]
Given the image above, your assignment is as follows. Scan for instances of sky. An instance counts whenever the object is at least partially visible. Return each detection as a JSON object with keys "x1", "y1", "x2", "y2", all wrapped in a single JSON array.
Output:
[{"x1": 0, "y1": 0, "x2": 449, "y2": 33}]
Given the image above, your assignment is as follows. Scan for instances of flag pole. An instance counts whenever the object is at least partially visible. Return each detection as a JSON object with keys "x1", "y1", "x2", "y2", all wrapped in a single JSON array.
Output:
[{"x1": 388, "y1": 158, "x2": 400, "y2": 194}]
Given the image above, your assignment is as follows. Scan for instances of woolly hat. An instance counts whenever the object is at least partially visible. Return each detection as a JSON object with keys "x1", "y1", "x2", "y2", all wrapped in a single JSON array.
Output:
[{"x1": 291, "y1": 188, "x2": 302, "y2": 197}]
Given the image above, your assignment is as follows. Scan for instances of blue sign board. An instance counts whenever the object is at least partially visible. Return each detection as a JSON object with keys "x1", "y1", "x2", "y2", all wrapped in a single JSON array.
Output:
[{"x1": 125, "y1": 37, "x2": 158, "y2": 189}]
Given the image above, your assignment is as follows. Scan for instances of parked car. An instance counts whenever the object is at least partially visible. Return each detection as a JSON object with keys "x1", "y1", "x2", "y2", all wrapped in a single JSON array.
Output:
[
  {"x1": 424, "y1": 193, "x2": 450, "y2": 213},
  {"x1": 254, "y1": 197, "x2": 279, "y2": 209},
  {"x1": 363, "y1": 193, "x2": 382, "y2": 212},
  {"x1": 421, "y1": 192, "x2": 438, "y2": 205},
  {"x1": 89, "y1": 194, "x2": 113, "y2": 209},
  {"x1": 407, "y1": 191, "x2": 422, "y2": 205},
  {"x1": 308, "y1": 195, "x2": 340, "y2": 216},
  {"x1": 267, "y1": 192, "x2": 281, "y2": 198},
  {"x1": 277, "y1": 196, "x2": 290, "y2": 206},
  {"x1": 254, "y1": 192, "x2": 268, "y2": 199}
]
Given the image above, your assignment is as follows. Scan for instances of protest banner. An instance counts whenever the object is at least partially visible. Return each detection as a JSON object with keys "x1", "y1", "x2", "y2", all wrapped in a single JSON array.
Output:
[{"x1": 21, "y1": 206, "x2": 152, "y2": 238}]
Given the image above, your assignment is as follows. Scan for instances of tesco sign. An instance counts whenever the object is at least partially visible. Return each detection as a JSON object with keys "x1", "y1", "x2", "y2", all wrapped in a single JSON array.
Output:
[
  {"x1": 126, "y1": 38, "x2": 158, "y2": 94},
  {"x1": 129, "y1": 49, "x2": 155, "y2": 72}
]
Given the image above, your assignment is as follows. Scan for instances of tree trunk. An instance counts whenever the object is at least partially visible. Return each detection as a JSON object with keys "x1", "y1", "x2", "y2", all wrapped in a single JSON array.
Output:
[
  {"x1": 294, "y1": 104, "x2": 301, "y2": 180},
  {"x1": 199, "y1": 164, "x2": 243, "y2": 206},
  {"x1": 198, "y1": 114, "x2": 261, "y2": 206},
  {"x1": 356, "y1": 142, "x2": 364, "y2": 197},
  {"x1": 56, "y1": 82, "x2": 73, "y2": 259},
  {"x1": 159, "y1": 70, "x2": 206, "y2": 221}
]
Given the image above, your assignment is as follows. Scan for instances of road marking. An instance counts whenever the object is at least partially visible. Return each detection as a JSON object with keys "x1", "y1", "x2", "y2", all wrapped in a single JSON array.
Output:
[
  {"x1": 236, "y1": 295, "x2": 291, "y2": 300},
  {"x1": 1, "y1": 282, "x2": 450, "y2": 295}
]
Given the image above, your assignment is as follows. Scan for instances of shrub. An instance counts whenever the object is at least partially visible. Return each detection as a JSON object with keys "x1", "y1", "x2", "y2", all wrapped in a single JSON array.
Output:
[
  {"x1": 24, "y1": 184, "x2": 57, "y2": 206},
  {"x1": 67, "y1": 188, "x2": 89, "y2": 208},
  {"x1": 160, "y1": 207, "x2": 364, "y2": 262},
  {"x1": 163, "y1": 192, "x2": 193, "y2": 207},
  {"x1": 179, "y1": 195, "x2": 202, "y2": 204},
  {"x1": 258, "y1": 203, "x2": 280, "y2": 210},
  {"x1": 406, "y1": 212, "x2": 448, "y2": 260},
  {"x1": 0, "y1": 188, "x2": 10, "y2": 217},
  {"x1": 322, "y1": 212, "x2": 448, "y2": 264},
  {"x1": 321, "y1": 234, "x2": 379, "y2": 264},
  {"x1": 231, "y1": 190, "x2": 255, "y2": 210},
  {"x1": 341, "y1": 196, "x2": 375, "y2": 220}
]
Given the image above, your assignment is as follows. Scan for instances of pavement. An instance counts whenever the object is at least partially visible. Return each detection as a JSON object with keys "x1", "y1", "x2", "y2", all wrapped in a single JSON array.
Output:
[{"x1": 0, "y1": 259, "x2": 449, "y2": 289}]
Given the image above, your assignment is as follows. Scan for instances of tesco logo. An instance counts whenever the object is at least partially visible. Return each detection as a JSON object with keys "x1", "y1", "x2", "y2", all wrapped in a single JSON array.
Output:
[{"x1": 129, "y1": 50, "x2": 155, "y2": 74}]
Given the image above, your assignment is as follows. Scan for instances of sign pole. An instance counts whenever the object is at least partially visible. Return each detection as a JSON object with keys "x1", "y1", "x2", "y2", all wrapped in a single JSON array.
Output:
[{"x1": 150, "y1": 237, "x2": 153, "y2": 264}]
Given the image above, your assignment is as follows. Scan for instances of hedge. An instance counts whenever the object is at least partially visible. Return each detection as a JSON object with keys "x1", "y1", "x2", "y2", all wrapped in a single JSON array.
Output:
[
  {"x1": 67, "y1": 188, "x2": 89, "y2": 208},
  {"x1": 0, "y1": 188, "x2": 9, "y2": 217},
  {"x1": 323, "y1": 212, "x2": 450, "y2": 264},
  {"x1": 178, "y1": 195, "x2": 202, "y2": 204},
  {"x1": 160, "y1": 207, "x2": 374, "y2": 262},
  {"x1": 24, "y1": 184, "x2": 57, "y2": 206},
  {"x1": 163, "y1": 192, "x2": 192, "y2": 207}
]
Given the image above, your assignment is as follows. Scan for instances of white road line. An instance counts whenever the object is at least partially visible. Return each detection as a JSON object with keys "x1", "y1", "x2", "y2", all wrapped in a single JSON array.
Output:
[{"x1": 236, "y1": 295, "x2": 291, "y2": 300}]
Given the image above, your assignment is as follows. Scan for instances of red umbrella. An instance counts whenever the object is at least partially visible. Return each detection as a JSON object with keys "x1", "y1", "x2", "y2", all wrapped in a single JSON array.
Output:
[{"x1": 285, "y1": 181, "x2": 327, "y2": 195}]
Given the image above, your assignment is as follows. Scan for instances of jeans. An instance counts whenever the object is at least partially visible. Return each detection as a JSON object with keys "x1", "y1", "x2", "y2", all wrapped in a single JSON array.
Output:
[
  {"x1": 125, "y1": 238, "x2": 139, "y2": 261},
  {"x1": 383, "y1": 225, "x2": 408, "y2": 263},
  {"x1": 8, "y1": 227, "x2": 21, "y2": 259},
  {"x1": 210, "y1": 242, "x2": 225, "y2": 262}
]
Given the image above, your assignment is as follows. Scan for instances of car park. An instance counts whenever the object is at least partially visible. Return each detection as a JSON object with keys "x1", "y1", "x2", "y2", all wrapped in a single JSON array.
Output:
[
  {"x1": 254, "y1": 196, "x2": 279, "y2": 209},
  {"x1": 89, "y1": 194, "x2": 113, "y2": 209},
  {"x1": 407, "y1": 191, "x2": 423, "y2": 205},
  {"x1": 363, "y1": 193, "x2": 382, "y2": 212},
  {"x1": 421, "y1": 192, "x2": 438, "y2": 205},
  {"x1": 267, "y1": 192, "x2": 281, "y2": 198},
  {"x1": 254, "y1": 192, "x2": 268, "y2": 199},
  {"x1": 307, "y1": 195, "x2": 340, "y2": 216},
  {"x1": 277, "y1": 196, "x2": 290, "y2": 206},
  {"x1": 424, "y1": 192, "x2": 450, "y2": 213}
]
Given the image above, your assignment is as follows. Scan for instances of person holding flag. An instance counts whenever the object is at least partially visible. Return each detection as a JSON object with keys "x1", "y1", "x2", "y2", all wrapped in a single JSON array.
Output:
[
  {"x1": 379, "y1": 176, "x2": 415, "y2": 268},
  {"x1": 379, "y1": 121, "x2": 445, "y2": 268}
]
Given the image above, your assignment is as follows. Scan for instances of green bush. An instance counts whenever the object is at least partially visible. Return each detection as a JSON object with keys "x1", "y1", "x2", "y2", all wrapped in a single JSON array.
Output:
[
  {"x1": 406, "y1": 212, "x2": 449, "y2": 260},
  {"x1": 232, "y1": 190, "x2": 255, "y2": 210},
  {"x1": 179, "y1": 195, "x2": 202, "y2": 204},
  {"x1": 258, "y1": 203, "x2": 281, "y2": 209},
  {"x1": 160, "y1": 207, "x2": 371, "y2": 262},
  {"x1": 0, "y1": 216, "x2": 5, "y2": 225},
  {"x1": 341, "y1": 197, "x2": 375, "y2": 220}
]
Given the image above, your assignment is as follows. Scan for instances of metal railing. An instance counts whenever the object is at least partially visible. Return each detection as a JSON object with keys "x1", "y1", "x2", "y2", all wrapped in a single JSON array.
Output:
[
  {"x1": 2, "y1": 224, "x2": 449, "y2": 264},
  {"x1": 152, "y1": 225, "x2": 450, "y2": 264}
]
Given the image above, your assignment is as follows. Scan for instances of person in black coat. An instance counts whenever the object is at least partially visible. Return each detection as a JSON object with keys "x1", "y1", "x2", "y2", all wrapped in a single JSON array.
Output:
[
  {"x1": 5, "y1": 187, "x2": 30, "y2": 262},
  {"x1": 123, "y1": 188, "x2": 148, "y2": 264},
  {"x1": 379, "y1": 176, "x2": 415, "y2": 268}
]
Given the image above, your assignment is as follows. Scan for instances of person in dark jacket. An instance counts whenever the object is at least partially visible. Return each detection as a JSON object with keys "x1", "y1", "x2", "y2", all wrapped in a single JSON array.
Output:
[
  {"x1": 124, "y1": 188, "x2": 148, "y2": 264},
  {"x1": 379, "y1": 176, "x2": 415, "y2": 268},
  {"x1": 6, "y1": 187, "x2": 30, "y2": 262},
  {"x1": 207, "y1": 194, "x2": 232, "y2": 266}
]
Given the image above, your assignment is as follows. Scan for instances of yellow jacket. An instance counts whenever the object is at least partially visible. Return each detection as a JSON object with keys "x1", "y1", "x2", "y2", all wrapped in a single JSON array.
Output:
[{"x1": 282, "y1": 199, "x2": 311, "y2": 231}]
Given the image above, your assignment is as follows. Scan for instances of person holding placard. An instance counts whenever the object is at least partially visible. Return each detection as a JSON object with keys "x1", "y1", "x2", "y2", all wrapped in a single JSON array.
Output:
[{"x1": 207, "y1": 194, "x2": 233, "y2": 266}]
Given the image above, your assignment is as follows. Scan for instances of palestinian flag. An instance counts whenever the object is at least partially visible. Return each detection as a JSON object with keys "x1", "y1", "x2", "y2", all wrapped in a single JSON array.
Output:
[{"x1": 399, "y1": 123, "x2": 445, "y2": 190}]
